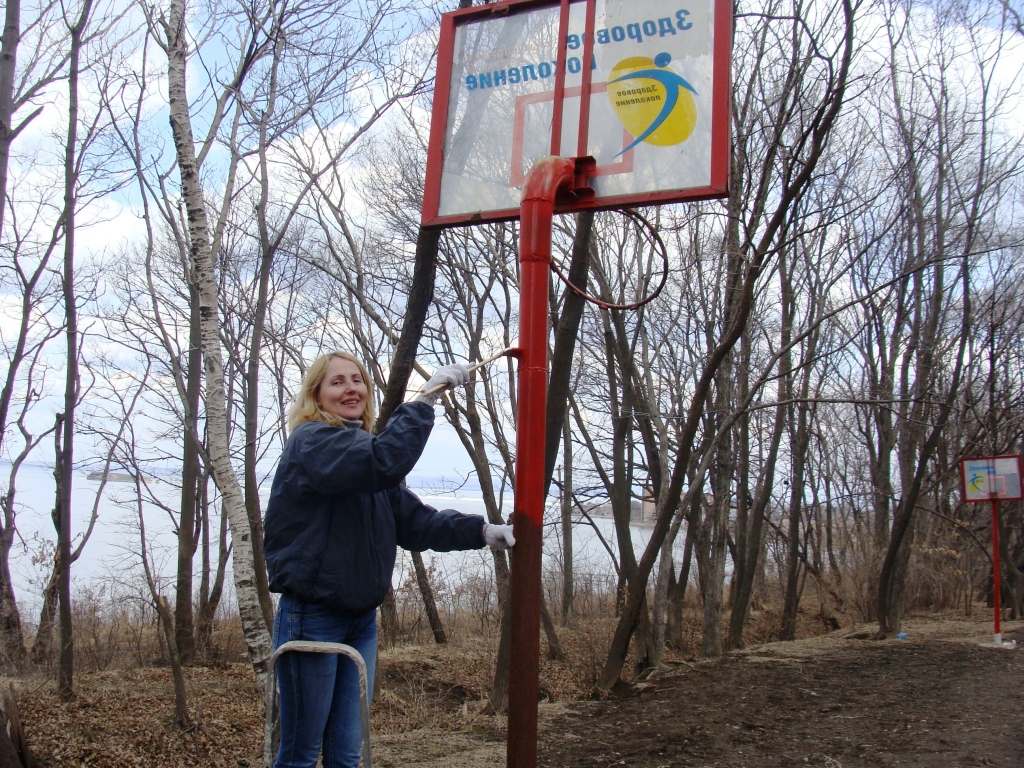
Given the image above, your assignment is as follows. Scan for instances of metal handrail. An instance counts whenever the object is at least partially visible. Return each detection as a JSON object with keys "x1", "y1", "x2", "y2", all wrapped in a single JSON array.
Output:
[{"x1": 263, "y1": 641, "x2": 372, "y2": 768}]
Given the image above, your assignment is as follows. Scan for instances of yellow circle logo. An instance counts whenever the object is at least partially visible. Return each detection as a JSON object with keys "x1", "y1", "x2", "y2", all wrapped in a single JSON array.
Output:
[{"x1": 607, "y1": 53, "x2": 698, "y2": 155}]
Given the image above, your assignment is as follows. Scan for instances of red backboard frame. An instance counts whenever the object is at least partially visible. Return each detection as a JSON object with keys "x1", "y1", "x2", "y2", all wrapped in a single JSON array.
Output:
[{"x1": 422, "y1": 0, "x2": 732, "y2": 228}]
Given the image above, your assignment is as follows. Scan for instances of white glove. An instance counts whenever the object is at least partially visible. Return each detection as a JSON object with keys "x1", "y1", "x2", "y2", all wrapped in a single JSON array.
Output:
[
  {"x1": 483, "y1": 523, "x2": 515, "y2": 550},
  {"x1": 413, "y1": 364, "x2": 471, "y2": 405}
]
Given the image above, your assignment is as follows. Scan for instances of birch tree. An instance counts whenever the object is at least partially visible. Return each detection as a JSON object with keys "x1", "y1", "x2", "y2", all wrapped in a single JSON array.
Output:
[{"x1": 156, "y1": 0, "x2": 272, "y2": 679}]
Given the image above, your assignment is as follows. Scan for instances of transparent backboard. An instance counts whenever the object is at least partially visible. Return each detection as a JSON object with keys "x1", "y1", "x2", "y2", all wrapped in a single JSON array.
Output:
[{"x1": 423, "y1": 0, "x2": 730, "y2": 227}]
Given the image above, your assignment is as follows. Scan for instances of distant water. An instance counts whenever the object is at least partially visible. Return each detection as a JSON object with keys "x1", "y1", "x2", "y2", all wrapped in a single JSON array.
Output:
[{"x1": 4, "y1": 461, "x2": 663, "y2": 624}]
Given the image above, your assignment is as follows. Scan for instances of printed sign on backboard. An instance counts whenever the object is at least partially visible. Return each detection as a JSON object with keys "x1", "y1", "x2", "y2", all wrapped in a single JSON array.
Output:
[
  {"x1": 422, "y1": 0, "x2": 731, "y2": 227},
  {"x1": 960, "y1": 455, "x2": 1024, "y2": 502}
]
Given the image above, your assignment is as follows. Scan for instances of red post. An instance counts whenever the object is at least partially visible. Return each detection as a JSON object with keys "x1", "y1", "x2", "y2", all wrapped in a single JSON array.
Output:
[
  {"x1": 577, "y1": 0, "x2": 597, "y2": 157},
  {"x1": 550, "y1": 0, "x2": 571, "y2": 156},
  {"x1": 992, "y1": 498, "x2": 1001, "y2": 644},
  {"x1": 507, "y1": 157, "x2": 576, "y2": 768}
]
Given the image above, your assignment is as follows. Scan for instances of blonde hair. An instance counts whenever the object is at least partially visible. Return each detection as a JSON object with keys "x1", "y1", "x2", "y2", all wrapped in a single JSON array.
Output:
[{"x1": 288, "y1": 351, "x2": 375, "y2": 433}]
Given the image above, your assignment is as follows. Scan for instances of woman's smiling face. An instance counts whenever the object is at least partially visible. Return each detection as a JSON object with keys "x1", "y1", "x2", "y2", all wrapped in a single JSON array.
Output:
[{"x1": 316, "y1": 357, "x2": 368, "y2": 422}]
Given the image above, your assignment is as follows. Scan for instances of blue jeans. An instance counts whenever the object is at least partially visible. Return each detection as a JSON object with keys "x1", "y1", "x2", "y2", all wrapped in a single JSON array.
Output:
[{"x1": 272, "y1": 594, "x2": 377, "y2": 768}]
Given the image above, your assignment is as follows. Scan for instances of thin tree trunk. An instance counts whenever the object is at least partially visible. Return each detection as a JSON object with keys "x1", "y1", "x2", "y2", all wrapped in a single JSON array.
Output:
[
  {"x1": 539, "y1": 595, "x2": 565, "y2": 661},
  {"x1": 0, "y1": 550, "x2": 23, "y2": 668},
  {"x1": 162, "y1": 0, "x2": 272, "y2": 684},
  {"x1": 871, "y1": 408, "x2": 895, "y2": 546},
  {"x1": 701, "y1": 362, "x2": 733, "y2": 658},
  {"x1": 693, "y1": 496, "x2": 712, "y2": 614},
  {"x1": 781, "y1": 392, "x2": 815, "y2": 639},
  {"x1": 379, "y1": 588, "x2": 399, "y2": 648},
  {"x1": 488, "y1": 571, "x2": 512, "y2": 714},
  {"x1": 196, "y1": 470, "x2": 212, "y2": 650},
  {"x1": 138, "y1": 463, "x2": 192, "y2": 727},
  {"x1": 156, "y1": 597, "x2": 191, "y2": 727},
  {"x1": 543, "y1": 211, "x2": 593, "y2": 487},
  {"x1": 241, "y1": 257, "x2": 277, "y2": 637},
  {"x1": 885, "y1": 511, "x2": 915, "y2": 632},
  {"x1": 375, "y1": 227, "x2": 440, "y2": 430},
  {"x1": 650, "y1": 531, "x2": 675, "y2": 667},
  {"x1": 55, "y1": 0, "x2": 94, "y2": 694},
  {"x1": 700, "y1": 486, "x2": 729, "y2": 657},
  {"x1": 726, "y1": 380, "x2": 785, "y2": 650},
  {"x1": 411, "y1": 551, "x2": 447, "y2": 644},
  {"x1": 0, "y1": 0, "x2": 21, "y2": 242},
  {"x1": 877, "y1": 303, "x2": 969, "y2": 635},
  {"x1": 0, "y1": 476, "x2": 25, "y2": 666},
  {"x1": 243, "y1": 37, "x2": 288, "y2": 636},
  {"x1": 779, "y1": 493, "x2": 804, "y2": 640},
  {"x1": 31, "y1": 558, "x2": 59, "y2": 666},
  {"x1": 666, "y1": 515, "x2": 694, "y2": 649},
  {"x1": 652, "y1": 456, "x2": 703, "y2": 661},
  {"x1": 824, "y1": 475, "x2": 841, "y2": 588},
  {"x1": 560, "y1": 420, "x2": 573, "y2": 626},
  {"x1": 730, "y1": 329, "x2": 751, "y2": 620},
  {"x1": 174, "y1": 290, "x2": 201, "y2": 663},
  {"x1": 196, "y1": 486, "x2": 229, "y2": 655},
  {"x1": 604, "y1": 325, "x2": 639, "y2": 607},
  {"x1": 997, "y1": 510, "x2": 1023, "y2": 618}
]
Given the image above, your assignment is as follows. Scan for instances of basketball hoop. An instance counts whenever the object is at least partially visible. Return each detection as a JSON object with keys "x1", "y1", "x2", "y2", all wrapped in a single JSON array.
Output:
[{"x1": 417, "y1": 3, "x2": 734, "y2": 766}]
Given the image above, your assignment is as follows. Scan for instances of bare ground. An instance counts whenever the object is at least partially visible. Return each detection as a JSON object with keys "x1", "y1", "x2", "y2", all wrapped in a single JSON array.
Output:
[
  {"x1": 17, "y1": 614, "x2": 1023, "y2": 767},
  {"x1": 535, "y1": 618, "x2": 1024, "y2": 768}
]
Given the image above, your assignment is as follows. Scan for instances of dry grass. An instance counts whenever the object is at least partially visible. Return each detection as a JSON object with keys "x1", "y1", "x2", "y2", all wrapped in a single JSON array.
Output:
[
  {"x1": 19, "y1": 664, "x2": 263, "y2": 767},
  {"x1": 16, "y1": 596, "x2": 999, "y2": 767}
]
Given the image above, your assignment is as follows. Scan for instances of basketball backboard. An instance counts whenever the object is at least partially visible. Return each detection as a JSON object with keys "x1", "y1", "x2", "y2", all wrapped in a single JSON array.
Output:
[
  {"x1": 961, "y1": 455, "x2": 1024, "y2": 502},
  {"x1": 422, "y1": 0, "x2": 731, "y2": 228}
]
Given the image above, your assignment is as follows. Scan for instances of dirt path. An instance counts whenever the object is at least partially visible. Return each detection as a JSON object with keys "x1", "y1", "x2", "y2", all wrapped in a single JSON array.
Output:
[{"x1": 536, "y1": 621, "x2": 1024, "y2": 768}]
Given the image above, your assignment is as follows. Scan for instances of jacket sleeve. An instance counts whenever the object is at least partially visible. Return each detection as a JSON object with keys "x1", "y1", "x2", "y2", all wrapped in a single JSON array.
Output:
[
  {"x1": 292, "y1": 402, "x2": 435, "y2": 495},
  {"x1": 391, "y1": 485, "x2": 487, "y2": 552}
]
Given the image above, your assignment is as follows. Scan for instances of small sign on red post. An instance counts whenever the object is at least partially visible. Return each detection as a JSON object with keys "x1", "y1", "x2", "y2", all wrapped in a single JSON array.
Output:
[{"x1": 960, "y1": 454, "x2": 1022, "y2": 648}]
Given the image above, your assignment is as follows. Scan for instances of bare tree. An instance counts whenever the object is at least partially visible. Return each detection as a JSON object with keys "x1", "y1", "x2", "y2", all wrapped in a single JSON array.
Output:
[
  {"x1": 868, "y1": 0, "x2": 1022, "y2": 635},
  {"x1": 0, "y1": 0, "x2": 70, "y2": 242},
  {"x1": 594, "y1": 0, "x2": 856, "y2": 687},
  {"x1": 0, "y1": 0, "x2": 75, "y2": 669},
  {"x1": 52, "y1": 0, "x2": 102, "y2": 699},
  {"x1": 0, "y1": 344, "x2": 56, "y2": 666}
]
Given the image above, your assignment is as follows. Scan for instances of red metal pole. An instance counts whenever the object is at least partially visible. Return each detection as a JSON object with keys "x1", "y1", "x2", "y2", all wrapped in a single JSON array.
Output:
[
  {"x1": 992, "y1": 498, "x2": 1001, "y2": 644},
  {"x1": 507, "y1": 157, "x2": 576, "y2": 768},
  {"x1": 577, "y1": 0, "x2": 597, "y2": 157},
  {"x1": 550, "y1": 0, "x2": 571, "y2": 156}
]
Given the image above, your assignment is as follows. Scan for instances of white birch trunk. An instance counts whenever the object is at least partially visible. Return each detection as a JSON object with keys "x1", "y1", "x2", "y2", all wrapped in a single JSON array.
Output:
[{"x1": 162, "y1": 0, "x2": 271, "y2": 687}]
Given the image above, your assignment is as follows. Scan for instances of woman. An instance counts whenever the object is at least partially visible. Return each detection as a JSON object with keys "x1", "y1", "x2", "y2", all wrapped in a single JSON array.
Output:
[{"x1": 264, "y1": 351, "x2": 515, "y2": 768}]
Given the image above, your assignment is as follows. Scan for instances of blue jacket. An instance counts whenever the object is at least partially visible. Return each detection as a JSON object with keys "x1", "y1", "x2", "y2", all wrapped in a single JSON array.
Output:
[{"x1": 264, "y1": 401, "x2": 486, "y2": 613}]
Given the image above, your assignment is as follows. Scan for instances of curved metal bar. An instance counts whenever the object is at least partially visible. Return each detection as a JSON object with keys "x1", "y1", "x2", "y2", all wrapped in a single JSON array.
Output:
[
  {"x1": 263, "y1": 641, "x2": 372, "y2": 768},
  {"x1": 549, "y1": 207, "x2": 670, "y2": 311}
]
